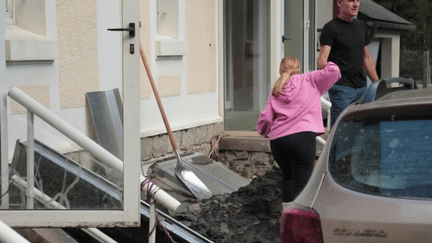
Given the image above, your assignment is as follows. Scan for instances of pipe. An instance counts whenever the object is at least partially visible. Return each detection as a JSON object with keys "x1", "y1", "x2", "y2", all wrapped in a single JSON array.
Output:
[
  {"x1": 149, "y1": 199, "x2": 156, "y2": 243},
  {"x1": 316, "y1": 136, "x2": 326, "y2": 147},
  {"x1": 8, "y1": 87, "x2": 181, "y2": 212},
  {"x1": 9, "y1": 87, "x2": 123, "y2": 172},
  {"x1": 0, "y1": 220, "x2": 30, "y2": 243},
  {"x1": 321, "y1": 96, "x2": 332, "y2": 130},
  {"x1": 140, "y1": 175, "x2": 180, "y2": 213},
  {"x1": 320, "y1": 96, "x2": 331, "y2": 111}
]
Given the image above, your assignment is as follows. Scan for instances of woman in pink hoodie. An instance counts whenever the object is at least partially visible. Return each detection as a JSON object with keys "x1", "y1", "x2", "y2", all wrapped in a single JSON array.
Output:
[{"x1": 257, "y1": 57, "x2": 341, "y2": 209}]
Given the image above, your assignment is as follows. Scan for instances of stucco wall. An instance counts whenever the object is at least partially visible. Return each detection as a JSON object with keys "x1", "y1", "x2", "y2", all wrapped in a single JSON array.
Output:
[
  {"x1": 185, "y1": 0, "x2": 217, "y2": 94},
  {"x1": 56, "y1": 0, "x2": 99, "y2": 108},
  {"x1": 10, "y1": 84, "x2": 50, "y2": 115}
]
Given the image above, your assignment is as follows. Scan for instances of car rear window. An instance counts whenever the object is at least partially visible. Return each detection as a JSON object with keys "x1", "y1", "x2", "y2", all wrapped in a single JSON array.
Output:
[{"x1": 329, "y1": 113, "x2": 432, "y2": 200}]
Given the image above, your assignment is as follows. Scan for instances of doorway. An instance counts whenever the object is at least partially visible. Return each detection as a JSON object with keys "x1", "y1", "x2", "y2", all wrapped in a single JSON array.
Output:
[{"x1": 224, "y1": 0, "x2": 271, "y2": 131}]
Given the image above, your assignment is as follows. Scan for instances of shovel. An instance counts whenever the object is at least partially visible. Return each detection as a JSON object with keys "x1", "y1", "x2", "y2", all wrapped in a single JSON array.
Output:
[{"x1": 140, "y1": 46, "x2": 213, "y2": 200}]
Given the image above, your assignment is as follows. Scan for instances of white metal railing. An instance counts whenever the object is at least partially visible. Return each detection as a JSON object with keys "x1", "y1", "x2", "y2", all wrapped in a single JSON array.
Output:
[
  {"x1": 12, "y1": 175, "x2": 117, "y2": 243},
  {"x1": 7, "y1": 87, "x2": 181, "y2": 212},
  {"x1": 0, "y1": 219, "x2": 30, "y2": 243},
  {"x1": 321, "y1": 96, "x2": 331, "y2": 131}
]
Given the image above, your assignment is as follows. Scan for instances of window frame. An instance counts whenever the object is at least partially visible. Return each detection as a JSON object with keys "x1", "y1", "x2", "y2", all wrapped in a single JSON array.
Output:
[{"x1": 5, "y1": 0, "x2": 14, "y2": 25}]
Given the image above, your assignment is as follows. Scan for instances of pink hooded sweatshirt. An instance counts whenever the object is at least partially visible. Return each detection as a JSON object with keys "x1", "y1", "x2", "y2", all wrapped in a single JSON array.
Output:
[{"x1": 257, "y1": 62, "x2": 341, "y2": 140}]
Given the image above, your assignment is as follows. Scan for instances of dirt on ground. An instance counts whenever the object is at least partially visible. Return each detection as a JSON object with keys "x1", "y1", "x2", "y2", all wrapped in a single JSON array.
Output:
[{"x1": 172, "y1": 151, "x2": 283, "y2": 243}]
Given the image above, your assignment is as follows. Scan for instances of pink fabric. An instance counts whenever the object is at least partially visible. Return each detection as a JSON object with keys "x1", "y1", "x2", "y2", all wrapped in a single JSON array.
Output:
[{"x1": 257, "y1": 62, "x2": 341, "y2": 140}]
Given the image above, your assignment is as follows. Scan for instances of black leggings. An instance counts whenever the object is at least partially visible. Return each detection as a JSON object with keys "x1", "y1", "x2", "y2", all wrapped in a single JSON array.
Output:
[{"x1": 270, "y1": 132, "x2": 316, "y2": 202}]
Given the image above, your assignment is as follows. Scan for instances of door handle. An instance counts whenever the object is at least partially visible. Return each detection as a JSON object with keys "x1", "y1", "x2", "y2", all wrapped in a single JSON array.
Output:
[
  {"x1": 282, "y1": 36, "x2": 291, "y2": 43},
  {"x1": 108, "y1": 23, "x2": 135, "y2": 37}
]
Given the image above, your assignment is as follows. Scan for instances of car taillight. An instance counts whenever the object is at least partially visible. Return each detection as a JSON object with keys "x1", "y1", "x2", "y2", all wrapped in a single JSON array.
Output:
[{"x1": 280, "y1": 204, "x2": 324, "y2": 243}]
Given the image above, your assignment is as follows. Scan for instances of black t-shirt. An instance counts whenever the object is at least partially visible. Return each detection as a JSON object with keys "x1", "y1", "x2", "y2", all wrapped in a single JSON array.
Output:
[{"x1": 320, "y1": 18, "x2": 371, "y2": 88}]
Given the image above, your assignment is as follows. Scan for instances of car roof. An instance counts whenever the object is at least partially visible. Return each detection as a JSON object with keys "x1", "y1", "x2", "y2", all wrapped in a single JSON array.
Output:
[
  {"x1": 374, "y1": 88, "x2": 432, "y2": 105},
  {"x1": 342, "y1": 88, "x2": 432, "y2": 119}
]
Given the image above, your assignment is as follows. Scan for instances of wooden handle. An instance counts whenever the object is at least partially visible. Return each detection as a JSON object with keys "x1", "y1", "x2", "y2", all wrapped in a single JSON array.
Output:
[{"x1": 140, "y1": 46, "x2": 178, "y2": 150}]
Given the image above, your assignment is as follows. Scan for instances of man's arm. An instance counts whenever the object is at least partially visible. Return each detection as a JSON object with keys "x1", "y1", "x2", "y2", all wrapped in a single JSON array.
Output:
[
  {"x1": 317, "y1": 45, "x2": 331, "y2": 69},
  {"x1": 362, "y1": 46, "x2": 379, "y2": 82}
]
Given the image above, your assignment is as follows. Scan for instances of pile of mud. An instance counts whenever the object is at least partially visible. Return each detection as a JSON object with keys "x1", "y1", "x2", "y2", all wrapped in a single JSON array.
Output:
[{"x1": 173, "y1": 167, "x2": 283, "y2": 243}]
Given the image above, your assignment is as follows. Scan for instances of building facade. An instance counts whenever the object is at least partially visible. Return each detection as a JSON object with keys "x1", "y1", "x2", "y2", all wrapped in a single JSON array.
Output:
[{"x1": 0, "y1": 0, "x2": 411, "y2": 227}]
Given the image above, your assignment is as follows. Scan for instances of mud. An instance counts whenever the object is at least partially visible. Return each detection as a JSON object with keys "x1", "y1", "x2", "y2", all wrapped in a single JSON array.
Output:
[{"x1": 173, "y1": 167, "x2": 283, "y2": 243}]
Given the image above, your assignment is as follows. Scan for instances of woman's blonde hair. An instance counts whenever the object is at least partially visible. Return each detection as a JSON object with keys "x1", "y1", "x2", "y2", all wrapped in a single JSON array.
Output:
[{"x1": 272, "y1": 57, "x2": 301, "y2": 96}]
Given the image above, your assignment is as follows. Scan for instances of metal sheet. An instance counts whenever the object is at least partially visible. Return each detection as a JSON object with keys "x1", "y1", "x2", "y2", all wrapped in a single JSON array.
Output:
[
  {"x1": 153, "y1": 152, "x2": 251, "y2": 200},
  {"x1": 86, "y1": 89, "x2": 123, "y2": 160}
]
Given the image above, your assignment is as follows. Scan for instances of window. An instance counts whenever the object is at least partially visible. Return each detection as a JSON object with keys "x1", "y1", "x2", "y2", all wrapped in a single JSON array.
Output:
[
  {"x1": 330, "y1": 113, "x2": 432, "y2": 200},
  {"x1": 157, "y1": 0, "x2": 179, "y2": 40},
  {"x1": 5, "y1": 0, "x2": 14, "y2": 25},
  {"x1": 155, "y1": 0, "x2": 186, "y2": 57},
  {"x1": 5, "y1": 0, "x2": 57, "y2": 62}
]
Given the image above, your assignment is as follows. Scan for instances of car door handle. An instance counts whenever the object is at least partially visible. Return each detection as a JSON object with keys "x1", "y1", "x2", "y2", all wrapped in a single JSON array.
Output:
[{"x1": 108, "y1": 23, "x2": 135, "y2": 37}]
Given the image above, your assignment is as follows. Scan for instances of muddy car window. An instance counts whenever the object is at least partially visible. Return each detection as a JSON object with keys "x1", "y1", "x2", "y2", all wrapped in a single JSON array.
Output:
[{"x1": 329, "y1": 116, "x2": 432, "y2": 200}]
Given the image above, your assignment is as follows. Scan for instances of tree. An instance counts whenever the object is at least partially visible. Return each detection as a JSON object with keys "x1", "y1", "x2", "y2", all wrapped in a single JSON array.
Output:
[{"x1": 373, "y1": 0, "x2": 432, "y2": 51}]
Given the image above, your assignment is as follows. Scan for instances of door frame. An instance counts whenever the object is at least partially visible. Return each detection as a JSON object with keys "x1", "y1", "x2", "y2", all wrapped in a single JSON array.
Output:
[
  {"x1": 220, "y1": 0, "x2": 283, "y2": 128},
  {"x1": 0, "y1": 0, "x2": 141, "y2": 227},
  {"x1": 284, "y1": 0, "x2": 317, "y2": 73}
]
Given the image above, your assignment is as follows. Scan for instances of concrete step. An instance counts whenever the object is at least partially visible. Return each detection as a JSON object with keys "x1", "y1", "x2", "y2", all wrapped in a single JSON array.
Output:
[
  {"x1": 218, "y1": 130, "x2": 330, "y2": 153},
  {"x1": 219, "y1": 131, "x2": 270, "y2": 152}
]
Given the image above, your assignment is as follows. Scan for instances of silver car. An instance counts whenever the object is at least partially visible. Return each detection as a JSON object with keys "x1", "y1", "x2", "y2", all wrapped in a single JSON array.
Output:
[{"x1": 281, "y1": 78, "x2": 432, "y2": 242}]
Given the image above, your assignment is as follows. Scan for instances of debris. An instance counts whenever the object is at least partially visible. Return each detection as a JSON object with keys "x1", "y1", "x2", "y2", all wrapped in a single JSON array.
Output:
[{"x1": 173, "y1": 167, "x2": 282, "y2": 243}]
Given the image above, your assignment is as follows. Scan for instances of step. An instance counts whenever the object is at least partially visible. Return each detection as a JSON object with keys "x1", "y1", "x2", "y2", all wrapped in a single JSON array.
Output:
[
  {"x1": 218, "y1": 131, "x2": 271, "y2": 152},
  {"x1": 218, "y1": 130, "x2": 330, "y2": 153}
]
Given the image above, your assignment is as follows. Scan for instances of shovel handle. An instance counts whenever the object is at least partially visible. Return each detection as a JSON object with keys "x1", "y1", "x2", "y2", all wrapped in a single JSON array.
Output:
[{"x1": 140, "y1": 46, "x2": 178, "y2": 151}]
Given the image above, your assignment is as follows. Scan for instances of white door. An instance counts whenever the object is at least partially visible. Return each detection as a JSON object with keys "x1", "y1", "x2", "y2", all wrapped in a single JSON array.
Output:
[{"x1": 0, "y1": 0, "x2": 140, "y2": 227}]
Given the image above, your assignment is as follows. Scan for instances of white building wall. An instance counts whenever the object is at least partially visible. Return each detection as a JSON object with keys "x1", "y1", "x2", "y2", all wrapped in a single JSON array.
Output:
[{"x1": 139, "y1": 0, "x2": 222, "y2": 138}]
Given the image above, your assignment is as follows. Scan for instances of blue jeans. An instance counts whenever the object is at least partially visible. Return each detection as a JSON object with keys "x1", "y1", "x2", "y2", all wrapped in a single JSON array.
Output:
[{"x1": 328, "y1": 85, "x2": 367, "y2": 127}]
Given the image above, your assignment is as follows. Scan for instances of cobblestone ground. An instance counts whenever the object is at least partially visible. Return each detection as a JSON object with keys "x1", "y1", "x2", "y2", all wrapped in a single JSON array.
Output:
[{"x1": 171, "y1": 150, "x2": 283, "y2": 243}]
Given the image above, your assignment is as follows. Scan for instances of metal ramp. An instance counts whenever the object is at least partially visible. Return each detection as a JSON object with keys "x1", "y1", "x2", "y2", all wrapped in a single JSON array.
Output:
[{"x1": 153, "y1": 152, "x2": 251, "y2": 201}]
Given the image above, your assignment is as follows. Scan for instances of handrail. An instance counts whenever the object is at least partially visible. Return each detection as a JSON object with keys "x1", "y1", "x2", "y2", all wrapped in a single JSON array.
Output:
[
  {"x1": 0, "y1": 220, "x2": 30, "y2": 243},
  {"x1": 8, "y1": 87, "x2": 181, "y2": 213},
  {"x1": 321, "y1": 96, "x2": 331, "y2": 131},
  {"x1": 12, "y1": 175, "x2": 117, "y2": 243}
]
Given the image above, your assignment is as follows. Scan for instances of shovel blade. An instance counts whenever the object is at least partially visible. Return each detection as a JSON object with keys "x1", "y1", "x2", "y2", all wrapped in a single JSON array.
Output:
[{"x1": 175, "y1": 165, "x2": 213, "y2": 200}]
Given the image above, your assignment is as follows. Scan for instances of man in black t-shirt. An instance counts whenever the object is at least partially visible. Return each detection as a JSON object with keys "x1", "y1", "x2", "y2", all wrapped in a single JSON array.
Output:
[{"x1": 318, "y1": 0, "x2": 379, "y2": 127}]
